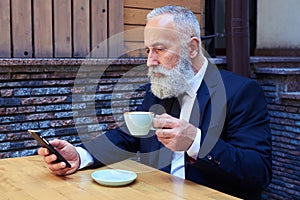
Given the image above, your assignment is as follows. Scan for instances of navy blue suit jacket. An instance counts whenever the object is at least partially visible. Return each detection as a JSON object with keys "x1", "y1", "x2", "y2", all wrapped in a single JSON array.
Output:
[{"x1": 82, "y1": 64, "x2": 272, "y2": 199}]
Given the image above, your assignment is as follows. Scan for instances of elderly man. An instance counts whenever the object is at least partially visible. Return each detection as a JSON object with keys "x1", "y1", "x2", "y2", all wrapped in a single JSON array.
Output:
[{"x1": 38, "y1": 5, "x2": 271, "y2": 199}]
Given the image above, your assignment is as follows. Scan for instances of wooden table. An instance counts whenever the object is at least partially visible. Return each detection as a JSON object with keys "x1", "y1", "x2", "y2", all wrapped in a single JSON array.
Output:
[{"x1": 0, "y1": 156, "x2": 240, "y2": 200}]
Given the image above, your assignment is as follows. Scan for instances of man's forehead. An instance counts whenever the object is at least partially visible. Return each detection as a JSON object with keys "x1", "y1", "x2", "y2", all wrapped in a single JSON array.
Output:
[
  {"x1": 144, "y1": 36, "x2": 174, "y2": 48},
  {"x1": 144, "y1": 26, "x2": 176, "y2": 34},
  {"x1": 144, "y1": 15, "x2": 182, "y2": 47},
  {"x1": 144, "y1": 42, "x2": 168, "y2": 49}
]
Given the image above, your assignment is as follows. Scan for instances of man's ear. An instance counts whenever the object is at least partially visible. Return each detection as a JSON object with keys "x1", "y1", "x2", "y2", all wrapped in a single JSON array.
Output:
[{"x1": 188, "y1": 37, "x2": 200, "y2": 59}]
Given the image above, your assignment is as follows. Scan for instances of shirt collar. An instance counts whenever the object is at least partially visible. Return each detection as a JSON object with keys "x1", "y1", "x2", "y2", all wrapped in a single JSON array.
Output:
[{"x1": 185, "y1": 57, "x2": 208, "y2": 97}]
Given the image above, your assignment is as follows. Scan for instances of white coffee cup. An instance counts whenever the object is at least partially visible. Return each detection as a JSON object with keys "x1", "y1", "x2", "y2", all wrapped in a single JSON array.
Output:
[{"x1": 124, "y1": 111, "x2": 155, "y2": 136}]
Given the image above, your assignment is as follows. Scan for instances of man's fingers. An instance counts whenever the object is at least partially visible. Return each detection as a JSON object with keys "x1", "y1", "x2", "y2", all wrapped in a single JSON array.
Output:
[
  {"x1": 48, "y1": 163, "x2": 69, "y2": 175},
  {"x1": 154, "y1": 117, "x2": 175, "y2": 129},
  {"x1": 49, "y1": 139, "x2": 65, "y2": 149},
  {"x1": 156, "y1": 129, "x2": 174, "y2": 138},
  {"x1": 38, "y1": 147, "x2": 49, "y2": 156},
  {"x1": 44, "y1": 154, "x2": 57, "y2": 164}
]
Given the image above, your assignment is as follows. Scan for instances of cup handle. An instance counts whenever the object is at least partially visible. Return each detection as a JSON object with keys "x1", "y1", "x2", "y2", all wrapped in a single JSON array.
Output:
[
  {"x1": 150, "y1": 113, "x2": 156, "y2": 130},
  {"x1": 150, "y1": 126, "x2": 156, "y2": 130}
]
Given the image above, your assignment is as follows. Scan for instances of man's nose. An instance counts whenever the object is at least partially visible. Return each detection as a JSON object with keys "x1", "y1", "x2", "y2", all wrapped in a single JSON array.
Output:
[{"x1": 147, "y1": 50, "x2": 159, "y2": 66}]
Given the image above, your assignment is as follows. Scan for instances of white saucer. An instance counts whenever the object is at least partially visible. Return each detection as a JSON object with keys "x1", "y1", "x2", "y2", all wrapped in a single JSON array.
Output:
[{"x1": 91, "y1": 169, "x2": 137, "y2": 186}]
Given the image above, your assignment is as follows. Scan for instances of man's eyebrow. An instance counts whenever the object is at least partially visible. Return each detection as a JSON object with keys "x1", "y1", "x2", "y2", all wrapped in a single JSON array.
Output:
[{"x1": 145, "y1": 42, "x2": 165, "y2": 48}]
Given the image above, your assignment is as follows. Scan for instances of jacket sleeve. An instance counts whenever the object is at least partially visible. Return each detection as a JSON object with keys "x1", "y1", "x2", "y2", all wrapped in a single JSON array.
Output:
[
  {"x1": 78, "y1": 83, "x2": 153, "y2": 169},
  {"x1": 79, "y1": 126, "x2": 140, "y2": 169}
]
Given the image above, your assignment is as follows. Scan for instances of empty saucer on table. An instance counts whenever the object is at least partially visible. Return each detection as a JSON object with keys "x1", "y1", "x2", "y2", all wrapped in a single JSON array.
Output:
[{"x1": 91, "y1": 169, "x2": 137, "y2": 186}]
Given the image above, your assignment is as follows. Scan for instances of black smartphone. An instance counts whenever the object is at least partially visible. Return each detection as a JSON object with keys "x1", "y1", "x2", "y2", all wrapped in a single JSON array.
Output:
[{"x1": 28, "y1": 130, "x2": 71, "y2": 168}]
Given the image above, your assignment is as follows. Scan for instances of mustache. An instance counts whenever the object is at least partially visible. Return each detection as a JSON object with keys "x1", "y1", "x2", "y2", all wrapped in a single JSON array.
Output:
[{"x1": 148, "y1": 65, "x2": 178, "y2": 77}]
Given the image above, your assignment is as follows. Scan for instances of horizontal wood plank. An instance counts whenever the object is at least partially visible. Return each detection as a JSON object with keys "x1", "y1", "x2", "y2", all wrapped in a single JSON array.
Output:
[
  {"x1": 124, "y1": 0, "x2": 203, "y2": 14},
  {"x1": 124, "y1": 8, "x2": 148, "y2": 25},
  {"x1": 124, "y1": 7, "x2": 204, "y2": 44},
  {"x1": 124, "y1": 25, "x2": 144, "y2": 42},
  {"x1": 124, "y1": 41, "x2": 147, "y2": 57},
  {"x1": 124, "y1": 8, "x2": 202, "y2": 26}
]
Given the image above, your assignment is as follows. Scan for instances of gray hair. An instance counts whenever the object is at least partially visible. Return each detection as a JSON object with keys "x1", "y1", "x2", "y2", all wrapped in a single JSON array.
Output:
[{"x1": 146, "y1": 5, "x2": 201, "y2": 41}]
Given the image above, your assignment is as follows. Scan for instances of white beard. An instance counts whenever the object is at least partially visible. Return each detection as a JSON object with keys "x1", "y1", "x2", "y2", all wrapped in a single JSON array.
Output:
[{"x1": 148, "y1": 50, "x2": 195, "y2": 99}]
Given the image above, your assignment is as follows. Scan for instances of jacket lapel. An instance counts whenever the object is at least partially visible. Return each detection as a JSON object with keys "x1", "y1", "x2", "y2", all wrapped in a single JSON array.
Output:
[
  {"x1": 191, "y1": 63, "x2": 219, "y2": 128},
  {"x1": 196, "y1": 64, "x2": 227, "y2": 158}
]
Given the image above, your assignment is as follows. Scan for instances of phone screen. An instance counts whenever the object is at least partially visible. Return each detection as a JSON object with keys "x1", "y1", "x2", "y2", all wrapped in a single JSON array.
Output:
[{"x1": 28, "y1": 130, "x2": 71, "y2": 168}]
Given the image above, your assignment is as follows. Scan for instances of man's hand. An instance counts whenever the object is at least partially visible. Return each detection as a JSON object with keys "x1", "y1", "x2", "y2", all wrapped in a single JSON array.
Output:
[
  {"x1": 153, "y1": 113, "x2": 197, "y2": 151},
  {"x1": 37, "y1": 139, "x2": 80, "y2": 176}
]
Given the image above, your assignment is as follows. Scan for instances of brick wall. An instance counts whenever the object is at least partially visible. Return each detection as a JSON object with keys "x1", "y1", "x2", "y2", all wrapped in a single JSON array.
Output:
[
  {"x1": 0, "y1": 59, "x2": 148, "y2": 158},
  {"x1": 252, "y1": 57, "x2": 300, "y2": 200}
]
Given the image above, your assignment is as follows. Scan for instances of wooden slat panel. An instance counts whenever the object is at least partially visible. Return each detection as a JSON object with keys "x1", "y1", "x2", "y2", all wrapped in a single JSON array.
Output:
[
  {"x1": 54, "y1": 0, "x2": 72, "y2": 57},
  {"x1": 73, "y1": 0, "x2": 90, "y2": 57},
  {"x1": 11, "y1": 0, "x2": 32, "y2": 58},
  {"x1": 0, "y1": 0, "x2": 11, "y2": 57},
  {"x1": 108, "y1": 0, "x2": 124, "y2": 57},
  {"x1": 124, "y1": 8, "x2": 148, "y2": 25},
  {"x1": 124, "y1": 26, "x2": 145, "y2": 57},
  {"x1": 124, "y1": 0, "x2": 203, "y2": 14},
  {"x1": 124, "y1": 8, "x2": 203, "y2": 51},
  {"x1": 124, "y1": 0, "x2": 205, "y2": 57},
  {"x1": 33, "y1": 0, "x2": 53, "y2": 58},
  {"x1": 124, "y1": 8, "x2": 202, "y2": 26},
  {"x1": 124, "y1": 41, "x2": 146, "y2": 57},
  {"x1": 91, "y1": 0, "x2": 108, "y2": 57},
  {"x1": 124, "y1": 25, "x2": 144, "y2": 42}
]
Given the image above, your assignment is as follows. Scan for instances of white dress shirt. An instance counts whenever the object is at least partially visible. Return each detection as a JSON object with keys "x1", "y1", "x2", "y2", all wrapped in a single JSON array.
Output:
[
  {"x1": 170, "y1": 58, "x2": 208, "y2": 178},
  {"x1": 76, "y1": 58, "x2": 208, "y2": 177}
]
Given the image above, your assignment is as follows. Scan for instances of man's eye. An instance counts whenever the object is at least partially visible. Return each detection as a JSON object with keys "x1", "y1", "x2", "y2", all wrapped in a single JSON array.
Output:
[
  {"x1": 156, "y1": 48, "x2": 165, "y2": 53},
  {"x1": 145, "y1": 47, "x2": 165, "y2": 54}
]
